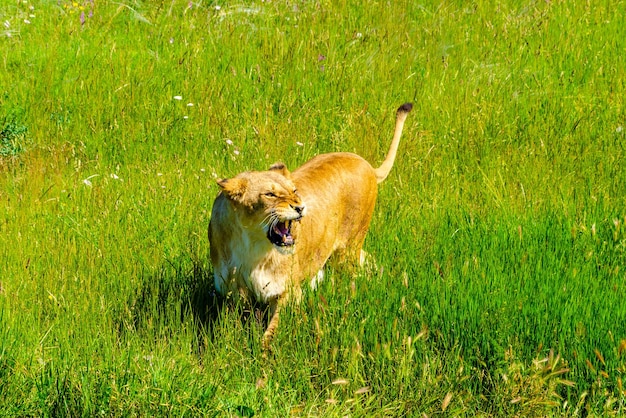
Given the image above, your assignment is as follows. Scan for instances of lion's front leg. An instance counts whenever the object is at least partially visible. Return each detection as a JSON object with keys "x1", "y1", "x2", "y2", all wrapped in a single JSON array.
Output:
[{"x1": 262, "y1": 293, "x2": 286, "y2": 353}]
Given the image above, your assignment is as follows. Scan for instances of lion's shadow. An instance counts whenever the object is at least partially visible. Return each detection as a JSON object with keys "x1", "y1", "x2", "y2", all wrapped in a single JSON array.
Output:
[
  {"x1": 121, "y1": 258, "x2": 223, "y2": 350},
  {"x1": 122, "y1": 257, "x2": 273, "y2": 353}
]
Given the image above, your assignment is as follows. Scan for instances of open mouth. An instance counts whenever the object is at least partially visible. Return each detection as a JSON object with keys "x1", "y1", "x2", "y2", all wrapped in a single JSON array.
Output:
[{"x1": 267, "y1": 220, "x2": 297, "y2": 247}]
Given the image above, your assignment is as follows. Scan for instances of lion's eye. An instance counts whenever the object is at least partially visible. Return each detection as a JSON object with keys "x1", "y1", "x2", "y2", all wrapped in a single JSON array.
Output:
[
  {"x1": 293, "y1": 189, "x2": 298, "y2": 194},
  {"x1": 264, "y1": 192, "x2": 277, "y2": 198}
]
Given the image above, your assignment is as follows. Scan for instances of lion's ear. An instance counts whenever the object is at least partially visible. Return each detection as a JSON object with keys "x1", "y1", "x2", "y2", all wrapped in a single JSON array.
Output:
[
  {"x1": 269, "y1": 162, "x2": 291, "y2": 178},
  {"x1": 217, "y1": 177, "x2": 247, "y2": 201}
]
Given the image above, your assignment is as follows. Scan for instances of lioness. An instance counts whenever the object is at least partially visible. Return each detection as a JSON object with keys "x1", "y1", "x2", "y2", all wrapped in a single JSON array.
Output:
[{"x1": 209, "y1": 103, "x2": 413, "y2": 350}]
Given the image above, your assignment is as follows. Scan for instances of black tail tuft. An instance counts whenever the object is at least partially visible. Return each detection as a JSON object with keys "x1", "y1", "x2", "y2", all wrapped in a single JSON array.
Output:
[{"x1": 397, "y1": 102, "x2": 413, "y2": 114}]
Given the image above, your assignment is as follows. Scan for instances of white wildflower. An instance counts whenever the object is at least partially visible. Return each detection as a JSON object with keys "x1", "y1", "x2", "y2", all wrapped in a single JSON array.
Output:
[{"x1": 173, "y1": 95, "x2": 182, "y2": 100}]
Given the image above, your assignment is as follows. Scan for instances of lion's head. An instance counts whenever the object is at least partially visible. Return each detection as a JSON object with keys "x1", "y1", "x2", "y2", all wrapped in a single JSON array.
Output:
[{"x1": 217, "y1": 162, "x2": 305, "y2": 249}]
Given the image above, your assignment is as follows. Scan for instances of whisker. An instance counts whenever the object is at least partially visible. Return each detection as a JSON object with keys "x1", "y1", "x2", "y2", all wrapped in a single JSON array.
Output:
[
  {"x1": 261, "y1": 211, "x2": 278, "y2": 230},
  {"x1": 261, "y1": 210, "x2": 274, "y2": 224}
]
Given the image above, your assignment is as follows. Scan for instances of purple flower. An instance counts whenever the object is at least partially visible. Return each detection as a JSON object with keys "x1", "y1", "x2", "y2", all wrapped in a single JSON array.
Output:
[{"x1": 80, "y1": 11, "x2": 85, "y2": 25}]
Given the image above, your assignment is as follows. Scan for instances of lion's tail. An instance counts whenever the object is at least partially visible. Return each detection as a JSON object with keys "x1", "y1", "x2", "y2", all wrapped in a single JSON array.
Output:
[{"x1": 374, "y1": 102, "x2": 413, "y2": 184}]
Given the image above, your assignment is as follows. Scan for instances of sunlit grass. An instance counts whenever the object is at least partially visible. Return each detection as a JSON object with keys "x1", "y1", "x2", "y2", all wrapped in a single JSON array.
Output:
[{"x1": 1, "y1": 0, "x2": 625, "y2": 415}]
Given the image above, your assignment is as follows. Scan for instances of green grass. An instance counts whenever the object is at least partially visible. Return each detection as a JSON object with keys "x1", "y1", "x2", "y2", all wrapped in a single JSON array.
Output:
[{"x1": 1, "y1": 0, "x2": 625, "y2": 415}]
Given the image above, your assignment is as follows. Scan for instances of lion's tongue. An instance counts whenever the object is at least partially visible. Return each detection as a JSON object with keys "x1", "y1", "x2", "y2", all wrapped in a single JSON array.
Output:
[
  {"x1": 275, "y1": 222, "x2": 289, "y2": 235},
  {"x1": 273, "y1": 221, "x2": 294, "y2": 245}
]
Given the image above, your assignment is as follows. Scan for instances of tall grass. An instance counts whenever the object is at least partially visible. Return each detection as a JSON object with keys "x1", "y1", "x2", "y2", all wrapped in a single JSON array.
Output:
[{"x1": 1, "y1": 0, "x2": 625, "y2": 415}]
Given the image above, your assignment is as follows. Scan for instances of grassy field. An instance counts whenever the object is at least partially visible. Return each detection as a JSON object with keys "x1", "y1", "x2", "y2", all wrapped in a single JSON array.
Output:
[{"x1": 1, "y1": 0, "x2": 625, "y2": 415}]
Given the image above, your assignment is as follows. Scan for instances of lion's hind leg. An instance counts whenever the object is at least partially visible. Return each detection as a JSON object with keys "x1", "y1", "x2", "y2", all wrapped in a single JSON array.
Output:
[
  {"x1": 309, "y1": 269, "x2": 325, "y2": 289},
  {"x1": 333, "y1": 236, "x2": 378, "y2": 276}
]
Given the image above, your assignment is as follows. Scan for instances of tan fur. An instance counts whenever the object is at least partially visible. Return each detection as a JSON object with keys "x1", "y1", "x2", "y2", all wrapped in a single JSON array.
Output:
[{"x1": 208, "y1": 103, "x2": 412, "y2": 350}]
